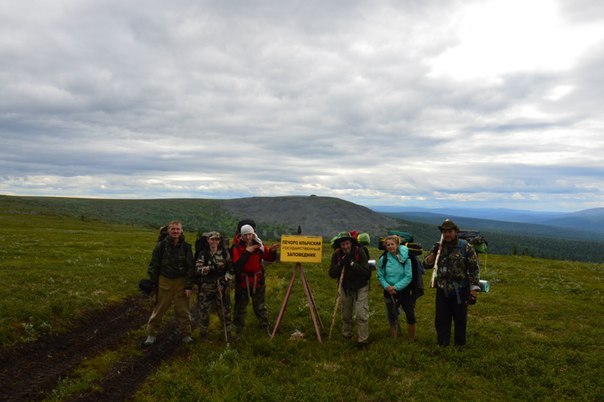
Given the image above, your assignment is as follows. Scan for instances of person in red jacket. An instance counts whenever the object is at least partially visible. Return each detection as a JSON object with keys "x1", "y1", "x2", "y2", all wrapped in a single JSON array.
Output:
[{"x1": 231, "y1": 224, "x2": 279, "y2": 340}]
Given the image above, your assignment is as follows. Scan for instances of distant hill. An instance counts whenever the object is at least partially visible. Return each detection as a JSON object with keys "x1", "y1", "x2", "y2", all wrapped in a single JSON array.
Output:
[
  {"x1": 220, "y1": 195, "x2": 402, "y2": 237},
  {"x1": 378, "y1": 211, "x2": 604, "y2": 263},
  {"x1": 370, "y1": 206, "x2": 568, "y2": 222},
  {"x1": 382, "y1": 212, "x2": 604, "y2": 242},
  {"x1": 2, "y1": 195, "x2": 603, "y2": 263},
  {"x1": 370, "y1": 206, "x2": 604, "y2": 237},
  {"x1": 0, "y1": 194, "x2": 404, "y2": 240},
  {"x1": 538, "y1": 208, "x2": 604, "y2": 234}
]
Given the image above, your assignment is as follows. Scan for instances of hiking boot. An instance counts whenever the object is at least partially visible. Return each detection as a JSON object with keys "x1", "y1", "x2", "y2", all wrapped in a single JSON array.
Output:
[
  {"x1": 182, "y1": 336, "x2": 194, "y2": 344},
  {"x1": 142, "y1": 335, "x2": 156, "y2": 347},
  {"x1": 357, "y1": 341, "x2": 370, "y2": 350}
]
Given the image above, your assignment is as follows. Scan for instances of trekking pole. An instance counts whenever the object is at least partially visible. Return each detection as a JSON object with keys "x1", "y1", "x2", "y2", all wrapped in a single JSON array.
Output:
[
  {"x1": 430, "y1": 234, "x2": 444, "y2": 288},
  {"x1": 216, "y1": 280, "x2": 230, "y2": 346},
  {"x1": 389, "y1": 292, "x2": 402, "y2": 333},
  {"x1": 328, "y1": 266, "x2": 345, "y2": 339}
]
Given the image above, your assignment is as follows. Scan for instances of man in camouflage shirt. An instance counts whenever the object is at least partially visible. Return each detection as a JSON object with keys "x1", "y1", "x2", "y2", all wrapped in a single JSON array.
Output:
[{"x1": 424, "y1": 219, "x2": 480, "y2": 346}]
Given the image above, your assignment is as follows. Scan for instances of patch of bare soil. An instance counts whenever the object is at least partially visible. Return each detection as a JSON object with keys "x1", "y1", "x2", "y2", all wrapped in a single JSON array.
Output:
[{"x1": 0, "y1": 295, "x2": 187, "y2": 402}]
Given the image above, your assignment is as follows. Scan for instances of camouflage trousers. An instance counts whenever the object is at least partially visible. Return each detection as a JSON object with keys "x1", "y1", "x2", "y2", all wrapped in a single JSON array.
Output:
[
  {"x1": 196, "y1": 281, "x2": 232, "y2": 335},
  {"x1": 233, "y1": 284, "x2": 269, "y2": 333}
]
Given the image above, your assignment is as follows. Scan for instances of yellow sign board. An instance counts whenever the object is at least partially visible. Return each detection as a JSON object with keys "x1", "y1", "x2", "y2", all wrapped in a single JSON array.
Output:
[{"x1": 280, "y1": 235, "x2": 323, "y2": 263}]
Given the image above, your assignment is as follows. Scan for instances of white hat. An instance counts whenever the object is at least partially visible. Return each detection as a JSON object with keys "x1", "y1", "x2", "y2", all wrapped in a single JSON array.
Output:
[{"x1": 240, "y1": 224, "x2": 255, "y2": 235}]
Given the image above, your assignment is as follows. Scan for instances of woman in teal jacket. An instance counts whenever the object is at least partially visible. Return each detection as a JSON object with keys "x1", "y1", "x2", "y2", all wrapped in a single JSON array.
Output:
[{"x1": 377, "y1": 235, "x2": 416, "y2": 341}]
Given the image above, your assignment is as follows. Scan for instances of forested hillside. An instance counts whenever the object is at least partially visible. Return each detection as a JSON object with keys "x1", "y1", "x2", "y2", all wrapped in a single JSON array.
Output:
[{"x1": 2, "y1": 195, "x2": 603, "y2": 262}]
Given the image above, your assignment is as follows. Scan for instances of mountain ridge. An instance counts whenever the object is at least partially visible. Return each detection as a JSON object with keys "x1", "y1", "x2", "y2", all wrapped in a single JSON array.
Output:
[
  {"x1": 2, "y1": 194, "x2": 604, "y2": 262},
  {"x1": 369, "y1": 205, "x2": 604, "y2": 235}
]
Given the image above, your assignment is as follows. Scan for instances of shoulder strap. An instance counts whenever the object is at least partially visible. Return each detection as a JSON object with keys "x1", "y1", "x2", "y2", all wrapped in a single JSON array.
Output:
[
  {"x1": 458, "y1": 239, "x2": 467, "y2": 258},
  {"x1": 158, "y1": 239, "x2": 166, "y2": 261},
  {"x1": 380, "y1": 250, "x2": 388, "y2": 270}
]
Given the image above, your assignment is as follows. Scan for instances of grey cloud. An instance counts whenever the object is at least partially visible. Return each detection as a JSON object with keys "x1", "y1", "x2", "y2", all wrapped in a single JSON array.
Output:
[{"x1": 1, "y1": 0, "x2": 602, "y2": 211}]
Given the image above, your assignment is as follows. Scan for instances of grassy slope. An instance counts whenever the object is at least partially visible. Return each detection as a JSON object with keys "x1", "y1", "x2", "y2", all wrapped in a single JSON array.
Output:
[
  {"x1": 133, "y1": 253, "x2": 603, "y2": 401},
  {"x1": 1, "y1": 202, "x2": 602, "y2": 400}
]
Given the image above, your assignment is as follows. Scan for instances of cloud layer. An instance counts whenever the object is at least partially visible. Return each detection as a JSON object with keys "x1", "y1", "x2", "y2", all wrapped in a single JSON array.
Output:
[{"x1": 1, "y1": 0, "x2": 603, "y2": 211}]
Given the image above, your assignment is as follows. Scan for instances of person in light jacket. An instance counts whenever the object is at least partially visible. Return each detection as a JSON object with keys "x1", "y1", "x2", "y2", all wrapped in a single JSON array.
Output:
[{"x1": 377, "y1": 235, "x2": 416, "y2": 341}]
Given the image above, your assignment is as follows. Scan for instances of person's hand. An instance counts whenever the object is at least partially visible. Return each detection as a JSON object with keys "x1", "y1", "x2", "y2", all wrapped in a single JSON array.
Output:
[
  {"x1": 387, "y1": 285, "x2": 397, "y2": 295},
  {"x1": 217, "y1": 279, "x2": 227, "y2": 293},
  {"x1": 246, "y1": 244, "x2": 260, "y2": 253},
  {"x1": 185, "y1": 289, "x2": 192, "y2": 297},
  {"x1": 431, "y1": 242, "x2": 440, "y2": 254},
  {"x1": 468, "y1": 290, "x2": 477, "y2": 305},
  {"x1": 269, "y1": 243, "x2": 280, "y2": 251},
  {"x1": 225, "y1": 272, "x2": 235, "y2": 282}
]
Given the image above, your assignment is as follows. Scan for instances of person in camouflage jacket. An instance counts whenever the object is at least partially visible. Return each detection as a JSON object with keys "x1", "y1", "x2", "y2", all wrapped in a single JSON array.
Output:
[
  {"x1": 424, "y1": 219, "x2": 480, "y2": 346},
  {"x1": 194, "y1": 231, "x2": 235, "y2": 342}
]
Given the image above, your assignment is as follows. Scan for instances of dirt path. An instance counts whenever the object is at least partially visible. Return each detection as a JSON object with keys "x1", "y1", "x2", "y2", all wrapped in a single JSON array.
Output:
[{"x1": 0, "y1": 295, "x2": 186, "y2": 401}]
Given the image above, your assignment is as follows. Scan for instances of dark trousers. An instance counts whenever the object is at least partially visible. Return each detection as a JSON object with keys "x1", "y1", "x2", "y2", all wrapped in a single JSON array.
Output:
[
  {"x1": 435, "y1": 287, "x2": 468, "y2": 346},
  {"x1": 233, "y1": 284, "x2": 268, "y2": 332},
  {"x1": 384, "y1": 289, "x2": 416, "y2": 326}
]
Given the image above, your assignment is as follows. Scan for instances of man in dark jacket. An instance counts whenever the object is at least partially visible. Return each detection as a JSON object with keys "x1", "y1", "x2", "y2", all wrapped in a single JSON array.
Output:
[
  {"x1": 329, "y1": 232, "x2": 371, "y2": 348},
  {"x1": 144, "y1": 220, "x2": 195, "y2": 346},
  {"x1": 424, "y1": 219, "x2": 480, "y2": 346}
]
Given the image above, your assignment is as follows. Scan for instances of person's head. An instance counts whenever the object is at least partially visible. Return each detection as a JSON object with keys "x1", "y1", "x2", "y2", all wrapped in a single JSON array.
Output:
[
  {"x1": 334, "y1": 231, "x2": 355, "y2": 254},
  {"x1": 167, "y1": 221, "x2": 183, "y2": 242},
  {"x1": 339, "y1": 239, "x2": 352, "y2": 254},
  {"x1": 207, "y1": 231, "x2": 222, "y2": 250},
  {"x1": 384, "y1": 235, "x2": 401, "y2": 254},
  {"x1": 438, "y1": 219, "x2": 459, "y2": 243},
  {"x1": 240, "y1": 224, "x2": 255, "y2": 245}
]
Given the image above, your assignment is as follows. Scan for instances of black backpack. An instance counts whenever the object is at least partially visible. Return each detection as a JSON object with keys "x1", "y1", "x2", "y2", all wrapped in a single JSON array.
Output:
[
  {"x1": 228, "y1": 219, "x2": 256, "y2": 257},
  {"x1": 195, "y1": 232, "x2": 209, "y2": 261}
]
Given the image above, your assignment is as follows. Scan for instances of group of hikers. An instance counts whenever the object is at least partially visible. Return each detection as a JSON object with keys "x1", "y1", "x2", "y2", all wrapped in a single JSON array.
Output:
[{"x1": 142, "y1": 218, "x2": 480, "y2": 349}]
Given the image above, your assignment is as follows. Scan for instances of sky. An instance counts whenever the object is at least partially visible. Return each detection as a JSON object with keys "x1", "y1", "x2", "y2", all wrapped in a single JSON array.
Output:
[{"x1": 1, "y1": 0, "x2": 603, "y2": 212}]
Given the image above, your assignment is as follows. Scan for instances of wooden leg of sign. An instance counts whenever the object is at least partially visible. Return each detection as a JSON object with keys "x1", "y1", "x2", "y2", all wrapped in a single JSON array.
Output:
[
  {"x1": 300, "y1": 264, "x2": 323, "y2": 343},
  {"x1": 271, "y1": 266, "x2": 297, "y2": 339},
  {"x1": 300, "y1": 266, "x2": 324, "y2": 331}
]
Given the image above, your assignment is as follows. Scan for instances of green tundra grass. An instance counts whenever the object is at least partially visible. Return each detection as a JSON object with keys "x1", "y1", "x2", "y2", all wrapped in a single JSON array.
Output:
[{"x1": 0, "y1": 208, "x2": 602, "y2": 401}]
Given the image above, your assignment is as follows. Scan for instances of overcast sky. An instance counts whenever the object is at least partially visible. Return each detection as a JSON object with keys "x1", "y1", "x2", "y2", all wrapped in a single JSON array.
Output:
[{"x1": 1, "y1": 0, "x2": 603, "y2": 212}]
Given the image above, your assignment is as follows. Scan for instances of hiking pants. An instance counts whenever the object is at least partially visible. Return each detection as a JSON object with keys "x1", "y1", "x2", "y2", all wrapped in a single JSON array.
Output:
[
  {"x1": 341, "y1": 284, "x2": 369, "y2": 344},
  {"x1": 233, "y1": 284, "x2": 268, "y2": 333},
  {"x1": 384, "y1": 288, "x2": 416, "y2": 326},
  {"x1": 147, "y1": 275, "x2": 192, "y2": 337},
  {"x1": 197, "y1": 281, "x2": 232, "y2": 335},
  {"x1": 435, "y1": 287, "x2": 468, "y2": 346}
]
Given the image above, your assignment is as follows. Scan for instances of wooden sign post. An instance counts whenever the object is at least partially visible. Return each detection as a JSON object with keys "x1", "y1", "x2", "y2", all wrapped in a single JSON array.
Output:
[{"x1": 271, "y1": 229, "x2": 324, "y2": 342}]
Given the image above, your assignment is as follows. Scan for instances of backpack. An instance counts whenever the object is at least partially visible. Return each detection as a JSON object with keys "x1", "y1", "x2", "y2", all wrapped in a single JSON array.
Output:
[
  {"x1": 229, "y1": 219, "x2": 256, "y2": 257},
  {"x1": 458, "y1": 229, "x2": 488, "y2": 254},
  {"x1": 195, "y1": 232, "x2": 209, "y2": 261},
  {"x1": 194, "y1": 231, "x2": 230, "y2": 262},
  {"x1": 379, "y1": 230, "x2": 423, "y2": 257}
]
